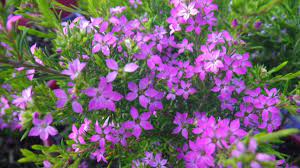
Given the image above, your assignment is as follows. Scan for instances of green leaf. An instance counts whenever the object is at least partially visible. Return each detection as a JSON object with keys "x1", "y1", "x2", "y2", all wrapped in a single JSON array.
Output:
[
  {"x1": 48, "y1": 145, "x2": 61, "y2": 153},
  {"x1": 18, "y1": 26, "x2": 56, "y2": 38},
  {"x1": 36, "y1": 0, "x2": 59, "y2": 28},
  {"x1": 52, "y1": 1, "x2": 89, "y2": 16},
  {"x1": 268, "y1": 61, "x2": 288, "y2": 75},
  {"x1": 257, "y1": 0, "x2": 284, "y2": 14},
  {"x1": 254, "y1": 128, "x2": 299, "y2": 144},
  {"x1": 20, "y1": 129, "x2": 30, "y2": 141},
  {"x1": 32, "y1": 145, "x2": 45, "y2": 151},
  {"x1": 20, "y1": 149, "x2": 35, "y2": 157},
  {"x1": 270, "y1": 71, "x2": 300, "y2": 83}
]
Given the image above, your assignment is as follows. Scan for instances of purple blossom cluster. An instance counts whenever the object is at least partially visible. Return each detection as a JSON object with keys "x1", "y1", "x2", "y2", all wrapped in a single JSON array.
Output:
[
  {"x1": 0, "y1": 0, "x2": 297, "y2": 167},
  {"x1": 68, "y1": 107, "x2": 155, "y2": 163},
  {"x1": 174, "y1": 113, "x2": 246, "y2": 167},
  {"x1": 132, "y1": 152, "x2": 168, "y2": 168},
  {"x1": 167, "y1": 0, "x2": 218, "y2": 34}
]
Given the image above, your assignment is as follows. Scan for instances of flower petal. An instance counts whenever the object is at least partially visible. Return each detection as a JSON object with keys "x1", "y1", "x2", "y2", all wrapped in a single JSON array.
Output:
[
  {"x1": 72, "y1": 101, "x2": 83, "y2": 113},
  {"x1": 106, "y1": 59, "x2": 119, "y2": 70},
  {"x1": 124, "y1": 63, "x2": 139, "y2": 72}
]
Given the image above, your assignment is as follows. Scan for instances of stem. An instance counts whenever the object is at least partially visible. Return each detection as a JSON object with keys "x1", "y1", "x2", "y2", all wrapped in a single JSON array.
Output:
[{"x1": 0, "y1": 58, "x2": 67, "y2": 77}]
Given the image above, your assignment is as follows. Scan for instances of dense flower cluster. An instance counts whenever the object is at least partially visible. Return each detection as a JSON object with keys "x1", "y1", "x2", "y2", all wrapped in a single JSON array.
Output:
[
  {"x1": 174, "y1": 113, "x2": 246, "y2": 167},
  {"x1": 132, "y1": 152, "x2": 168, "y2": 168},
  {"x1": 0, "y1": 0, "x2": 298, "y2": 167}
]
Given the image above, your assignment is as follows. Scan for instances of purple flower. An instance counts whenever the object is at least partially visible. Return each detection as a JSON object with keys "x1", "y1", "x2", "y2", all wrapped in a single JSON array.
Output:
[
  {"x1": 114, "y1": 127, "x2": 131, "y2": 146},
  {"x1": 125, "y1": 78, "x2": 149, "y2": 103},
  {"x1": 105, "y1": 59, "x2": 139, "y2": 82},
  {"x1": 177, "y1": 143, "x2": 189, "y2": 160},
  {"x1": 53, "y1": 88, "x2": 83, "y2": 113},
  {"x1": 89, "y1": 120, "x2": 111, "y2": 148},
  {"x1": 26, "y1": 69, "x2": 35, "y2": 81},
  {"x1": 232, "y1": 19, "x2": 238, "y2": 28},
  {"x1": 129, "y1": 0, "x2": 142, "y2": 8},
  {"x1": 175, "y1": 80, "x2": 196, "y2": 100},
  {"x1": 132, "y1": 159, "x2": 146, "y2": 168},
  {"x1": 177, "y1": 39, "x2": 194, "y2": 54},
  {"x1": 185, "y1": 14, "x2": 203, "y2": 35},
  {"x1": 79, "y1": 118, "x2": 92, "y2": 134},
  {"x1": 149, "y1": 153, "x2": 168, "y2": 168},
  {"x1": 203, "y1": 50, "x2": 224, "y2": 74},
  {"x1": 172, "y1": 112, "x2": 193, "y2": 139},
  {"x1": 110, "y1": 6, "x2": 126, "y2": 15},
  {"x1": 69, "y1": 124, "x2": 86, "y2": 144},
  {"x1": 147, "y1": 55, "x2": 162, "y2": 70},
  {"x1": 29, "y1": 113, "x2": 58, "y2": 141},
  {"x1": 43, "y1": 160, "x2": 52, "y2": 168},
  {"x1": 254, "y1": 21, "x2": 262, "y2": 29},
  {"x1": 6, "y1": 15, "x2": 22, "y2": 32},
  {"x1": 62, "y1": 59, "x2": 86, "y2": 80},
  {"x1": 231, "y1": 53, "x2": 252, "y2": 75},
  {"x1": 53, "y1": 89, "x2": 68, "y2": 108},
  {"x1": 125, "y1": 78, "x2": 163, "y2": 110},
  {"x1": 123, "y1": 107, "x2": 154, "y2": 138},
  {"x1": 185, "y1": 138, "x2": 215, "y2": 167},
  {"x1": 192, "y1": 116, "x2": 246, "y2": 152},
  {"x1": 232, "y1": 78, "x2": 246, "y2": 94},
  {"x1": 143, "y1": 151, "x2": 154, "y2": 165},
  {"x1": 259, "y1": 108, "x2": 281, "y2": 132},
  {"x1": 0, "y1": 97, "x2": 10, "y2": 116},
  {"x1": 91, "y1": 147, "x2": 107, "y2": 163},
  {"x1": 12, "y1": 86, "x2": 33, "y2": 109},
  {"x1": 92, "y1": 33, "x2": 117, "y2": 56},
  {"x1": 177, "y1": 2, "x2": 199, "y2": 20},
  {"x1": 83, "y1": 77, "x2": 123, "y2": 112},
  {"x1": 30, "y1": 43, "x2": 44, "y2": 66}
]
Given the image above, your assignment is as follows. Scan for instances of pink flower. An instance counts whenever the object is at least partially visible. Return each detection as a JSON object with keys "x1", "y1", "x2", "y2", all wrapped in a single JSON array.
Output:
[
  {"x1": 53, "y1": 89, "x2": 83, "y2": 113},
  {"x1": 123, "y1": 107, "x2": 154, "y2": 139},
  {"x1": 62, "y1": 59, "x2": 86, "y2": 80},
  {"x1": 175, "y1": 80, "x2": 197, "y2": 100},
  {"x1": 178, "y1": 2, "x2": 199, "y2": 20},
  {"x1": 92, "y1": 33, "x2": 117, "y2": 56},
  {"x1": 43, "y1": 160, "x2": 52, "y2": 168},
  {"x1": 105, "y1": 59, "x2": 139, "y2": 82},
  {"x1": 185, "y1": 138, "x2": 215, "y2": 168},
  {"x1": 172, "y1": 112, "x2": 193, "y2": 139},
  {"x1": 6, "y1": 15, "x2": 22, "y2": 32},
  {"x1": 29, "y1": 113, "x2": 58, "y2": 141},
  {"x1": 82, "y1": 77, "x2": 123, "y2": 112},
  {"x1": 90, "y1": 121, "x2": 108, "y2": 148},
  {"x1": 177, "y1": 39, "x2": 193, "y2": 54},
  {"x1": 149, "y1": 153, "x2": 168, "y2": 168},
  {"x1": 69, "y1": 124, "x2": 86, "y2": 144},
  {"x1": 12, "y1": 86, "x2": 33, "y2": 109},
  {"x1": 91, "y1": 147, "x2": 107, "y2": 163},
  {"x1": 110, "y1": 6, "x2": 126, "y2": 15},
  {"x1": 30, "y1": 43, "x2": 44, "y2": 66},
  {"x1": 0, "y1": 97, "x2": 9, "y2": 116},
  {"x1": 26, "y1": 69, "x2": 35, "y2": 81},
  {"x1": 203, "y1": 50, "x2": 224, "y2": 74}
]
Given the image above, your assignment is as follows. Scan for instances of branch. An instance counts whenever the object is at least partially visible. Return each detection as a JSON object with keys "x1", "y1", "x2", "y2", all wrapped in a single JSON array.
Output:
[{"x1": 0, "y1": 58, "x2": 67, "y2": 77}]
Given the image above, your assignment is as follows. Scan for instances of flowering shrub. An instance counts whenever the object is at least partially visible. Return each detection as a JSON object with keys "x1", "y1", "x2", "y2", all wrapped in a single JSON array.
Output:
[{"x1": 0, "y1": 0, "x2": 299, "y2": 167}]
